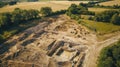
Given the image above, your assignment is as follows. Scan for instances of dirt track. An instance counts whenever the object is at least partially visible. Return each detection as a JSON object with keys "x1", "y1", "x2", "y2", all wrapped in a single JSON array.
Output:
[{"x1": 83, "y1": 33, "x2": 120, "y2": 67}]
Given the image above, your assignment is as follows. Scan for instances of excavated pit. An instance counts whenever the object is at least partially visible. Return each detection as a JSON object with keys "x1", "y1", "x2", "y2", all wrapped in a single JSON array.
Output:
[{"x1": 0, "y1": 15, "x2": 97, "y2": 67}]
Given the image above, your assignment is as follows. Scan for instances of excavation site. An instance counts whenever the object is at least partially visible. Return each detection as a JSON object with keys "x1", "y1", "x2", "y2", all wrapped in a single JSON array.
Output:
[{"x1": 0, "y1": 15, "x2": 98, "y2": 67}]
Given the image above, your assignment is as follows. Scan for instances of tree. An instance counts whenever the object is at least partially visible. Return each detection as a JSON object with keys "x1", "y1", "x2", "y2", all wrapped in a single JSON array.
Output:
[
  {"x1": 29, "y1": 9, "x2": 39, "y2": 19},
  {"x1": 112, "y1": 46, "x2": 120, "y2": 60},
  {"x1": 27, "y1": 0, "x2": 38, "y2": 2},
  {"x1": 0, "y1": 12, "x2": 11, "y2": 28},
  {"x1": 94, "y1": 10, "x2": 119, "y2": 22},
  {"x1": 116, "y1": 61, "x2": 120, "y2": 67},
  {"x1": 98, "y1": 57, "x2": 114, "y2": 67},
  {"x1": 98, "y1": 42, "x2": 120, "y2": 67},
  {"x1": 111, "y1": 14, "x2": 120, "y2": 25},
  {"x1": 0, "y1": 15, "x2": 4, "y2": 27},
  {"x1": 0, "y1": 1, "x2": 8, "y2": 8},
  {"x1": 0, "y1": 34, "x2": 4, "y2": 43},
  {"x1": 40, "y1": 7, "x2": 52, "y2": 17},
  {"x1": 11, "y1": 9, "x2": 22, "y2": 24},
  {"x1": 8, "y1": 1, "x2": 17, "y2": 5}
]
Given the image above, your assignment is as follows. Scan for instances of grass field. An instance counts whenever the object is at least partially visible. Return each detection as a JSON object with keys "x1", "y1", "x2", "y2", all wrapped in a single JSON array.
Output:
[
  {"x1": 0, "y1": 1, "x2": 113, "y2": 13},
  {"x1": 81, "y1": 20, "x2": 120, "y2": 35}
]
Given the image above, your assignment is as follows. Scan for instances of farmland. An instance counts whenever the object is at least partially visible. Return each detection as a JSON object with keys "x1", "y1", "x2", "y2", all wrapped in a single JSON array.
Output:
[
  {"x1": 0, "y1": 1, "x2": 114, "y2": 13},
  {"x1": 81, "y1": 20, "x2": 120, "y2": 35},
  {"x1": 0, "y1": 1, "x2": 87, "y2": 13},
  {"x1": 99, "y1": 0, "x2": 120, "y2": 6}
]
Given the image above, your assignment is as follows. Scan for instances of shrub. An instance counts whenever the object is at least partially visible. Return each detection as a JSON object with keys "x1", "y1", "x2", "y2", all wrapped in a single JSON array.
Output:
[{"x1": 111, "y1": 14, "x2": 120, "y2": 25}]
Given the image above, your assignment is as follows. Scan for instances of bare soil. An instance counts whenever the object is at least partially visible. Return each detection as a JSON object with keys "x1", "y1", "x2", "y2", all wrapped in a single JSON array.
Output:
[{"x1": 0, "y1": 15, "x2": 120, "y2": 67}]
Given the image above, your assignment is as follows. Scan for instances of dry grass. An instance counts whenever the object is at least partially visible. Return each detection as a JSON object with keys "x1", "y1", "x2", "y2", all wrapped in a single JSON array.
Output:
[
  {"x1": 0, "y1": 2, "x2": 67, "y2": 13},
  {"x1": 0, "y1": 1, "x2": 89, "y2": 13},
  {"x1": 0, "y1": 1, "x2": 118, "y2": 13},
  {"x1": 0, "y1": 1, "x2": 115, "y2": 13},
  {"x1": 99, "y1": 0, "x2": 120, "y2": 6},
  {"x1": 88, "y1": 8, "x2": 111, "y2": 13}
]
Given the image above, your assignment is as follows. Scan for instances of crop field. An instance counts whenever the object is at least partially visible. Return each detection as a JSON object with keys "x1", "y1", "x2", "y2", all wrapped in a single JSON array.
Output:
[
  {"x1": 0, "y1": 1, "x2": 112, "y2": 13},
  {"x1": 99, "y1": 0, "x2": 120, "y2": 6},
  {"x1": 0, "y1": 1, "x2": 88, "y2": 13},
  {"x1": 88, "y1": 8, "x2": 111, "y2": 13},
  {"x1": 81, "y1": 20, "x2": 120, "y2": 35}
]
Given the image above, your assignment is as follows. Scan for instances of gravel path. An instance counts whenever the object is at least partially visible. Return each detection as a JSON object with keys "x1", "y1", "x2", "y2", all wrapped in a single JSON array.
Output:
[{"x1": 83, "y1": 33, "x2": 120, "y2": 67}]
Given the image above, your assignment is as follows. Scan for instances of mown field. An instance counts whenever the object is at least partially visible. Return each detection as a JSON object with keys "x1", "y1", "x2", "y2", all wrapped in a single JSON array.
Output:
[
  {"x1": 81, "y1": 20, "x2": 120, "y2": 35},
  {"x1": 99, "y1": 0, "x2": 120, "y2": 6}
]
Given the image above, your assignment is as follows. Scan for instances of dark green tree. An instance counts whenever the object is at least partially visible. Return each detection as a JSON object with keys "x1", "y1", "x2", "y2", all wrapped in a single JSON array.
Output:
[
  {"x1": 98, "y1": 41, "x2": 120, "y2": 67},
  {"x1": 29, "y1": 9, "x2": 39, "y2": 19},
  {"x1": 0, "y1": 12, "x2": 11, "y2": 27},
  {"x1": 40, "y1": 7, "x2": 52, "y2": 17},
  {"x1": 11, "y1": 8, "x2": 22, "y2": 24},
  {"x1": 95, "y1": 10, "x2": 119, "y2": 22},
  {"x1": 111, "y1": 14, "x2": 120, "y2": 25}
]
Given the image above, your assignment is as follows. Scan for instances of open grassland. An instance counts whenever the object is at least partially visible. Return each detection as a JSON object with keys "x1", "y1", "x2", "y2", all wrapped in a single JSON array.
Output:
[
  {"x1": 99, "y1": 0, "x2": 120, "y2": 6},
  {"x1": 0, "y1": 1, "x2": 113, "y2": 13},
  {"x1": 81, "y1": 20, "x2": 120, "y2": 35}
]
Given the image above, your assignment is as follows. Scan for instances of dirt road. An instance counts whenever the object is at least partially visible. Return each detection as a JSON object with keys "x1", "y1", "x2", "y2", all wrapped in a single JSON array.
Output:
[{"x1": 83, "y1": 33, "x2": 120, "y2": 67}]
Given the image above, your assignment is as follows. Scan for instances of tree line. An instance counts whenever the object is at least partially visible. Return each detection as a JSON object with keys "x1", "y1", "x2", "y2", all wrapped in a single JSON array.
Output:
[
  {"x1": 0, "y1": 8, "x2": 40, "y2": 30},
  {"x1": 98, "y1": 41, "x2": 120, "y2": 67},
  {"x1": 0, "y1": 7, "x2": 66, "y2": 44},
  {"x1": 0, "y1": 7, "x2": 66, "y2": 31},
  {"x1": 68, "y1": 0, "x2": 111, "y2": 2},
  {"x1": 94, "y1": 10, "x2": 120, "y2": 25},
  {"x1": 95, "y1": 4, "x2": 120, "y2": 9},
  {"x1": 0, "y1": 1, "x2": 17, "y2": 8},
  {"x1": 78, "y1": 2, "x2": 120, "y2": 9},
  {"x1": 66, "y1": 3, "x2": 95, "y2": 20},
  {"x1": 66, "y1": 3, "x2": 120, "y2": 25}
]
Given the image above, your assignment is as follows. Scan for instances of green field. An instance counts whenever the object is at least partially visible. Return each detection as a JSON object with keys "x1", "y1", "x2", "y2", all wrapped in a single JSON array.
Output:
[{"x1": 81, "y1": 20, "x2": 120, "y2": 35}]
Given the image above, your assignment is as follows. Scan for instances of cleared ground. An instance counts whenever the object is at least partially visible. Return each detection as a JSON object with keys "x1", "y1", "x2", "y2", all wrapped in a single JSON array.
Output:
[
  {"x1": 0, "y1": 14, "x2": 120, "y2": 67},
  {"x1": 0, "y1": 15, "x2": 97, "y2": 67}
]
